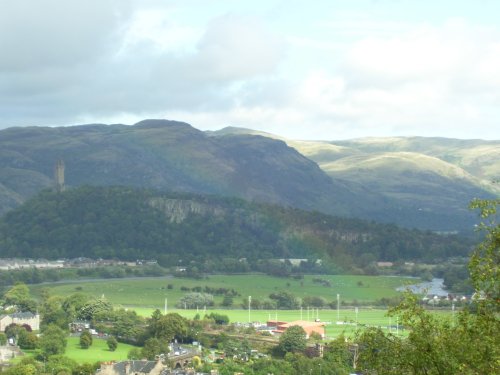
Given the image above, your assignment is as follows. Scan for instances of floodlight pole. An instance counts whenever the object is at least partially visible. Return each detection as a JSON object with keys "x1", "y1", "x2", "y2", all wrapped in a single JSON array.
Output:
[
  {"x1": 164, "y1": 298, "x2": 168, "y2": 314},
  {"x1": 337, "y1": 294, "x2": 340, "y2": 321},
  {"x1": 452, "y1": 302, "x2": 455, "y2": 326},
  {"x1": 248, "y1": 296, "x2": 251, "y2": 323}
]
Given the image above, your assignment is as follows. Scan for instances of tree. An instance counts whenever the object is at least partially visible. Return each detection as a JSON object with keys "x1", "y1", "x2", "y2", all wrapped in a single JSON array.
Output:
[
  {"x1": 127, "y1": 347, "x2": 142, "y2": 360},
  {"x1": 17, "y1": 329, "x2": 38, "y2": 350},
  {"x1": 77, "y1": 297, "x2": 113, "y2": 321},
  {"x1": 278, "y1": 325, "x2": 307, "y2": 353},
  {"x1": 469, "y1": 198, "x2": 499, "y2": 308},
  {"x1": 221, "y1": 295, "x2": 233, "y2": 307},
  {"x1": 40, "y1": 295, "x2": 69, "y2": 330},
  {"x1": 4, "y1": 283, "x2": 30, "y2": 306},
  {"x1": 5, "y1": 324, "x2": 22, "y2": 340},
  {"x1": 79, "y1": 330, "x2": 93, "y2": 349},
  {"x1": 38, "y1": 324, "x2": 67, "y2": 359},
  {"x1": 177, "y1": 293, "x2": 214, "y2": 309},
  {"x1": 141, "y1": 338, "x2": 169, "y2": 360},
  {"x1": 45, "y1": 355, "x2": 78, "y2": 375},
  {"x1": 356, "y1": 199, "x2": 500, "y2": 374},
  {"x1": 62, "y1": 293, "x2": 91, "y2": 321},
  {"x1": 107, "y1": 336, "x2": 118, "y2": 351},
  {"x1": 147, "y1": 311, "x2": 188, "y2": 342},
  {"x1": 110, "y1": 308, "x2": 145, "y2": 341},
  {"x1": 205, "y1": 312, "x2": 229, "y2": 325},
  {"x1": 269, "y1": 291, "x2": 300, "y2": 309},
  {"x1": 73, "y1": 362, "x2": 99, "y2": 375},
  {"x1": 3, "y1": 282, "x2": 37, "y2": 313}
]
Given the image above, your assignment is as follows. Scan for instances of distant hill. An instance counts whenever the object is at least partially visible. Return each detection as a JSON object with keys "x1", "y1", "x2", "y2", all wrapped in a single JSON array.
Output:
[
  {"x1": 0, "y1": 120, "x2": 497, "y2": 232},
  {"x1": 0, "y1": 120, "x2": 360, "y2": 218},
  {"x1": 215, "y1": 129, "x2": 499, "y2": 232},
  {"x1": 0, "y1": 186, "x2": 473, "y2": 270}
]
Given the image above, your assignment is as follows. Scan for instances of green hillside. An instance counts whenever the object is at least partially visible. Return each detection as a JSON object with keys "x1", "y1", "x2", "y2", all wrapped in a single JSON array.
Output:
[
  {"x1": 1, "y1": 121, "x2": 497, "y2": 232},
  {"x1": 0, "y1": 120, "x2": 359, "y2": 220},
  {"x1": 0, "y1": 186, "x2": 472, "y2": 270},
  {"x1": 215, "y1": 128, "x2": 499, "y2": 232}
]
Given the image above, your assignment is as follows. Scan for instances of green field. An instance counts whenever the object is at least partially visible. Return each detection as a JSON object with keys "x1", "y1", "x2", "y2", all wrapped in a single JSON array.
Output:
[
  {"x1": 30, "y1": 274, "x2": 415, "y2": 309},
  {"x1": 130, "y1": 307, "x2": 408, "y2": 338},
  {"x1": 20, "y1": 337, "x2": 139, "y2": 364},
  {"x1": 64, "y1": 337, "x2": 138, "y2": 363},
  {"x1": 28, "y1": 274, "x2": 440, "y2": 340}
]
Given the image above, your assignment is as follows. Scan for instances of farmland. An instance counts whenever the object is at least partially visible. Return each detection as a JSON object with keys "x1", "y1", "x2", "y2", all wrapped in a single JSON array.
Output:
[
  {"x1": 30, "y1": 274, "x2": 415, "y2": 309},
  {"x1": 27, "y1": 273, "x2": 435, "y2": 339}
]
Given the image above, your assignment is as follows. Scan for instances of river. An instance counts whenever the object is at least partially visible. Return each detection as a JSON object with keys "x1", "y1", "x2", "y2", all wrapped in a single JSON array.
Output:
[{"x1": 397, "y1": 278, "x2": 448, "y2": 296}]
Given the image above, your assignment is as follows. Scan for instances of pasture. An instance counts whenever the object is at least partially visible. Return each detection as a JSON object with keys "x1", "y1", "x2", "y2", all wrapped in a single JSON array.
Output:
[
  {"x1": 30, "y1": 274, "x2": 415, "y2": 309},
  {"x1": 64, "y1": 336, "x2": 138, "y2": 363},
  {"x1": 28, "y1": 274, "x2": 433, "y2": 339},
  {"x1": 18, "y1": 337, "x2": 138, "y2": 364}
]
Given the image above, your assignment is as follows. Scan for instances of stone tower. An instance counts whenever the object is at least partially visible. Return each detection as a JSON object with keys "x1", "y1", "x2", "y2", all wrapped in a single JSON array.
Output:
[{"x1": 54, "y1": 159, "x2": 65, "y2": 192}]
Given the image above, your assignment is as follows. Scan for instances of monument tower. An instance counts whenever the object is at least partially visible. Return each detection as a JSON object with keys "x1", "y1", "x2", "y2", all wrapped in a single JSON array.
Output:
[{"x1": 54, "y1": 159, "x2": 65, "y2": 192}]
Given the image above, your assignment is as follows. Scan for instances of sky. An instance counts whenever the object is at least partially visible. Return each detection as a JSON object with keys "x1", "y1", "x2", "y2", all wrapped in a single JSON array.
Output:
[{"x1": 1, "y1": 0, "x2": 499, "y2": 140}]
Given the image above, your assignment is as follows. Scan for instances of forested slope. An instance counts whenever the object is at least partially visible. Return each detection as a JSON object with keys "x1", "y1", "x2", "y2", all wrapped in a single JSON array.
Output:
[{"x1": 0, "y1": 186, "x2": 473, "y2": 271}]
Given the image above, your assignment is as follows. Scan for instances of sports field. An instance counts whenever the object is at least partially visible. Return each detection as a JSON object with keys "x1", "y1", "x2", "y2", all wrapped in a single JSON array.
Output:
[{"x1": 130, "y1": 307, "x2": 403, "y2": 338}]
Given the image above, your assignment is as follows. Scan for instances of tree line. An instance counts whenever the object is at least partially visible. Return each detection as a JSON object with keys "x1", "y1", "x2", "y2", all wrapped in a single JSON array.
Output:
[{"x1": 0, "y1": 186, "x2": 474, "y2": 273}]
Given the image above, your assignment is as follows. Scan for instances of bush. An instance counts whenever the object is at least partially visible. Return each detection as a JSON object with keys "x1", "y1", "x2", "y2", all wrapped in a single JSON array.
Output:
[
  {"x1": 79, "y1": 330, "x2": 93, "y2": 349},
  {"x1": 107, "y1": 336, "x2": 118, "y2": 351}
]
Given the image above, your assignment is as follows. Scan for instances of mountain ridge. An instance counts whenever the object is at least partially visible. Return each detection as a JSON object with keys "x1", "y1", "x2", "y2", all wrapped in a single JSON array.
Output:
[{"x1": 0, "y1": 120, "x2": 497, "y2": 232}]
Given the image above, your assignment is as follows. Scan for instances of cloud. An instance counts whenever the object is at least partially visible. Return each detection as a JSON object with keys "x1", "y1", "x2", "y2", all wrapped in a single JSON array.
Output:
[
  {"x1": 0, "y1": 5, "x2": 286, "y2": 126},
  {"x1": 0, "y1": 2, "x2": 498, "y2": 141},
  {"x1": 0, "y1": 0, "x2": 132, "y2": 72}
]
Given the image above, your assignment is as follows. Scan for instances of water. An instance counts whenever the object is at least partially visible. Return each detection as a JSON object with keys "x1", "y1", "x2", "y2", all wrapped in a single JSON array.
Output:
[{"x1": 397, "y1": 278, "x2": 448, "y2": 297}]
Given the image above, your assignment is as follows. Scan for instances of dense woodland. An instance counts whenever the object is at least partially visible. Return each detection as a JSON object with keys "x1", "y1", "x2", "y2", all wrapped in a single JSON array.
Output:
[{"x1": 0, "y1": 186, "x2": 473, "y2": 273}]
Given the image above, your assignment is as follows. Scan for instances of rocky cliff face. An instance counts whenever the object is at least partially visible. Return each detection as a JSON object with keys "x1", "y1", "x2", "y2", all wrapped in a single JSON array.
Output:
[{"x1": 149, "y1": 197, "x2": 226, "y2": 223}]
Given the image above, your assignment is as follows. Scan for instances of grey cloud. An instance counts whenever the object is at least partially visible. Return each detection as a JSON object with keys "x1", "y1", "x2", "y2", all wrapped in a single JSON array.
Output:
[
  {"x1": 0, "y1": 6, "x2": 287, "y2": 128},
  {"x1": 0, "y1": 0, "x2": 132, "y2": 72}
]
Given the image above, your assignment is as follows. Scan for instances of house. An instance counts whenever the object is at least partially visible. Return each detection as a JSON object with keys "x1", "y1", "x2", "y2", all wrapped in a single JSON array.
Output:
[
  {"x1": 0, "y1": 312, "x2": 40, "y2": 331},
  {"x1": 97, "y1": 360, "x2": 164, "y2": 375},
  {"x1": 267, "y1": 320, "x2": 325, "y2": 339}
]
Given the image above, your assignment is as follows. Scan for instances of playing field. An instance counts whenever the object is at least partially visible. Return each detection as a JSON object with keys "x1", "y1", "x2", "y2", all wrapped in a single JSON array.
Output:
[
  {"x1": 128, "y1": 306, "x2": 428, "y2": 338},
  {"x1": 30, "y1": 274, "x2": 415, "y2": 309}
]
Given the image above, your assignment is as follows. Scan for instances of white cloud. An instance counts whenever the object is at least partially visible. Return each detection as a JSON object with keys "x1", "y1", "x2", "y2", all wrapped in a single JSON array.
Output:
[{"x1": 0, "y1": 1, "x2": 498, "y2": 141}]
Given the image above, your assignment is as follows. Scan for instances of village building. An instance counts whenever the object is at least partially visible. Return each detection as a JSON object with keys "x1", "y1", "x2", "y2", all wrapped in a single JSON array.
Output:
[
  {"x1": 98, "y1": 360, "x2": 165, "y2": 375},
  {"x1": 0, "y1": 312, "x2": 40, "y2": 331},
  {"x1": 266, "y1": 320, "x2": 325, "y2": 339}
]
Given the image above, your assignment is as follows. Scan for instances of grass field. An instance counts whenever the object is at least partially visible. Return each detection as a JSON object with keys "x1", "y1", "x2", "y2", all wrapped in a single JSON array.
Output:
[
  {"x1": 127, "y1": 307, "x2": 456, "y2": 338},
  {"x1": 64, "y1": 337, "x2": 138, "y2": 363},
  {"x1": 28, "y1": 274, "x2": 443, "y2": 341},
  {"x1": 19, "y1": 337, "x2": 139, "y2": 364},
  {"x1": 30, "y1": 274, "x2": 416, "y2": 309}
]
